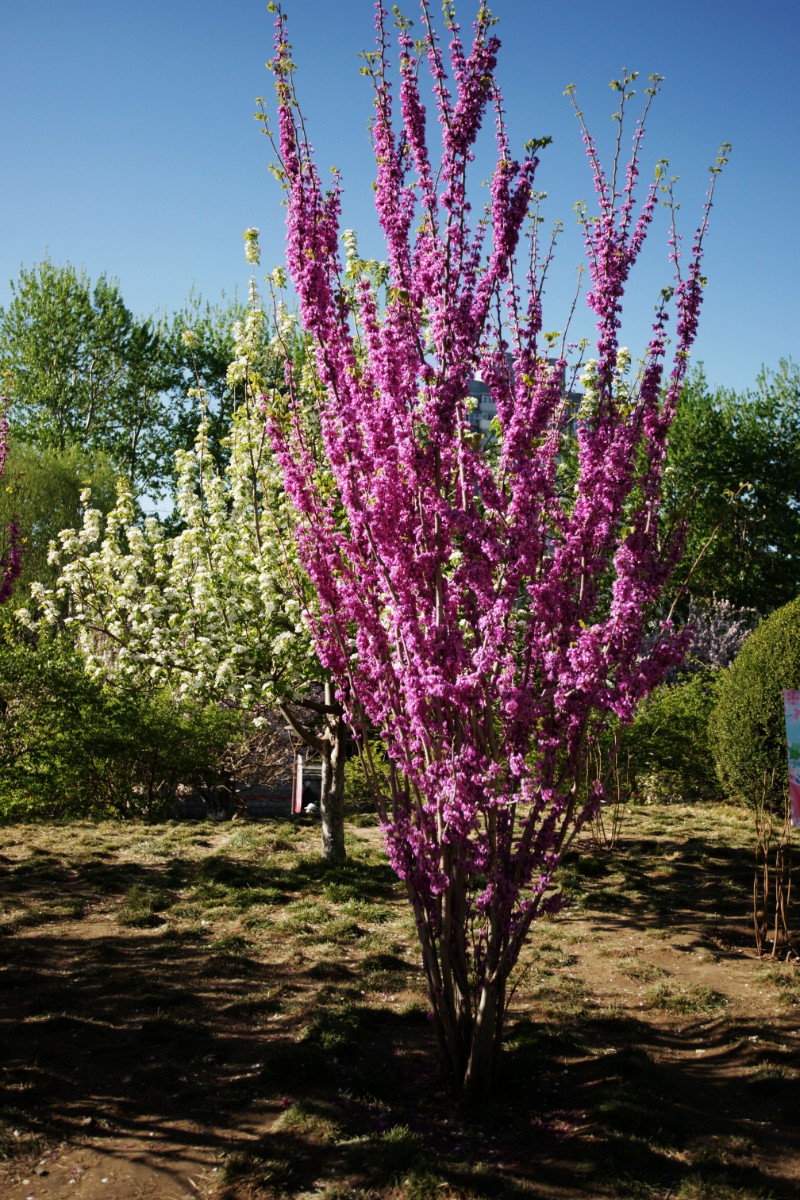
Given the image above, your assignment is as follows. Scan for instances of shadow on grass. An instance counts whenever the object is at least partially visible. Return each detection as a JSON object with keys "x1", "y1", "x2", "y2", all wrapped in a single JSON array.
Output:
[
  {"x1": 0, "y1": 824, "x2": 797, "y2": 1199},
  {"x1": 561, "y1": 829, "x2": 756, "y2": 953},
  {"x1": 498, "y1": 1006, "x2": 797, "y2": 1200},
  {"x1": 1, "y1": 838, "x2": 399, "y2": 916}
]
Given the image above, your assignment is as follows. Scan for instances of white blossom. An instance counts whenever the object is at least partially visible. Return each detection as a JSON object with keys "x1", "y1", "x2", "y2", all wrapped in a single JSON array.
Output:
[{"x1": 24, "y1": 278, "x2": 325, "y2": 716}]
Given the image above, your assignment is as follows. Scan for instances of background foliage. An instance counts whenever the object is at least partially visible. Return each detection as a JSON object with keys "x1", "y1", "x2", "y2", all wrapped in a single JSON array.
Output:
[
  {"x1": 0, "y1": 630, "x2": 244, "y2": 820},
  {"x1": 710, "y1": 596, "x2": 800, "y2": 809},
  {"x1": 665, "y1": 360, "x2": 800, "y2": 613},
  {"x1": 0, "y1": 257, "x2": 796, "y2": 833}
]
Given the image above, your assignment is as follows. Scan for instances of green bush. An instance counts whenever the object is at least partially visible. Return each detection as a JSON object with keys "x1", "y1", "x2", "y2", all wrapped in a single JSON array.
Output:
[
  {"x1": 0, "y1": 630, "x2": 241, "y2": 819},
  {"x1": 580, "y1": 671, "x2": 723, "y2": 810},
  {"x1": 709, "y1": 596, "x2": 800, "y2": 806},
  {"x1": 627, "y1": 671, "x2": 724, "y2": 803}
]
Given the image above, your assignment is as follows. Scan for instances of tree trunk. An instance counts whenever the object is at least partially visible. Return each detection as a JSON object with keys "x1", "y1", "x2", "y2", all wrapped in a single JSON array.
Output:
[
  {"x1": 462, "y1": 977, "x2": 506, "y2": 1102},
  {"x1": 423, "y1": 977, "x2": 507, "y2": 1104},
  {"x1": 318, "y1": 681, "x2": 347, "y2": 864}
]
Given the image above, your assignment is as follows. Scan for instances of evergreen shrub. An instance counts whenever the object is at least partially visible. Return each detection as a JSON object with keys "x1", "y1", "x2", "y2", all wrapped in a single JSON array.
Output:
[
  {"x1": 710, "y1": 596, "x2": 800, "y2": 806},
  {"x1": 628, "y1": 670, "x2": 723, "y2": 803}
]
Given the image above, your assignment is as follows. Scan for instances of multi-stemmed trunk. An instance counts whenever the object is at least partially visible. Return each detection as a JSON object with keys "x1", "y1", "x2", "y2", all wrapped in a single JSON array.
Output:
[
  {"x1": 402, "y1": 789, "x2": 582, "y2": 1102},
  {"x1": 413, "y1": 895, "x2": 509, "y2": 1103},
  {"x1": 433, "y1": 975, "x2": 508, "y2": 1102}
]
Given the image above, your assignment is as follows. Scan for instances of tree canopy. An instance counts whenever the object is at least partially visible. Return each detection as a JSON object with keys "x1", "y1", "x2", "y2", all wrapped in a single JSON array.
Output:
[
  {"x1": 0, "y1": 261, "x2": 177, "y2": 495},
  {"x1": 665, "y1": 360, "x2": 800, "y2": 613},
  {"x1": 0, "y1": 260, "x2": 253, "y2": 500}
]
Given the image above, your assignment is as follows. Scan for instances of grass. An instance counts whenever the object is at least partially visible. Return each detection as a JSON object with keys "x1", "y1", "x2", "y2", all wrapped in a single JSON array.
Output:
[
  {"x1": 0, "y1": 804, "x2": 797, "y2": 1200},
  {"x1": 616, "y1": 956, "x2": 672, "y2": 983},
  {"x1": 116, "y1": 882, "x2": 174, "y2": 926},
  {"x1": 763, "y1": 962, "x2": 800, "y2": 1008},
  {"x1": 644, "y1": 981, "x2": 728, "y2": 1015},
  {"x1": 274, "y1": 1100, "x2": 343, "y2": 1143}
]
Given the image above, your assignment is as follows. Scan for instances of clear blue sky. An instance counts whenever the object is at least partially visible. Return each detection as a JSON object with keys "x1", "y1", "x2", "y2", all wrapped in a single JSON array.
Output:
[{"x1": 1, "y1": 0, "x2": 797, "y2": 393}]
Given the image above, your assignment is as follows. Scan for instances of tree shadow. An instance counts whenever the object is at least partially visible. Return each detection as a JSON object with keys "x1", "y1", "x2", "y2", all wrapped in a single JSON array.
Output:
[{"x1": 563, "y1": 825, "x2": 760, "y2": 953}]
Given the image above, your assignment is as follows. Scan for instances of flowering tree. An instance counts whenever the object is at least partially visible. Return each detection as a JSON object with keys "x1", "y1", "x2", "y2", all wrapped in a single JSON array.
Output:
[
  {"x1": 0, "y1": 401, "x2": 23, "y2": 604},
  {"x1": 681, "y1": 596, "x2": 759, "y2": 674},
  {"x1": 264, "y1": 1, "x2": 725, "y2": 1098},
  {"x1": 21, "y1": 264, "x2": 350, "y2": 862}
]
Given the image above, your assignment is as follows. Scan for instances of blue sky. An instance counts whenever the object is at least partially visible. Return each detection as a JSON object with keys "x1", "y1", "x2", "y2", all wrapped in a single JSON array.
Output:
[{"x1": 1, "y1": 0, "x2": 797, "y2": 393}]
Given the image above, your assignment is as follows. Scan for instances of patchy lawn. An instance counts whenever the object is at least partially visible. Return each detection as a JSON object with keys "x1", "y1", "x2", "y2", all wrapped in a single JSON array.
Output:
[{"x1": 0, "y1": 804, "x2": 797, "y2": 1199}]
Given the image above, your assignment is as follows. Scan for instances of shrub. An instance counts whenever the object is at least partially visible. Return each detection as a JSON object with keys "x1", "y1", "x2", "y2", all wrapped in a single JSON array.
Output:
[
  {"x1": 628, "y1": 670, "x2": 724, "y2": 802},
  {"x1": 581, "y1": 670, "x2": 723, "y2": 813},
  {"x1": 0, "y1": 629, "x2": 243, "y2": 819},
  {"x1": 709, "y1": 596, "x2": 800, "y2": 806},
  {"x1": 597, "y1": 600, "x2": 760, "y2": 806}
]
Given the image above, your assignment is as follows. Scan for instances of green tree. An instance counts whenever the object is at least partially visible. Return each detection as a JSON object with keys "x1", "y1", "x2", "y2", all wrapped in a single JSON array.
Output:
[
  {"x1": 166, "y1": 291, "x2": 247, "y2": 477},
  {"x1": 0, "y1": 260, "x2": 181, "y2": 497},
  {"x1": 665, "y1": 361, "x2": 800, "y2": 612},
  {"x1": 0, "y1": 442, "x2": 117, "y2": 603}
]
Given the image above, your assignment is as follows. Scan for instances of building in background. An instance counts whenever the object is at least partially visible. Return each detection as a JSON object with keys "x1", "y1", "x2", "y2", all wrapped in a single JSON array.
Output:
[{"x1": 467, "y1": 359, "x2": 583, "y2": 437}]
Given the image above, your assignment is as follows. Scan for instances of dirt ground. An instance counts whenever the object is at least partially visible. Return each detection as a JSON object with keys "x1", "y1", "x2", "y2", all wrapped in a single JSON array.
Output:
[{"x1": 0, "y1": 805, "x2": 797, "y2": 1200}]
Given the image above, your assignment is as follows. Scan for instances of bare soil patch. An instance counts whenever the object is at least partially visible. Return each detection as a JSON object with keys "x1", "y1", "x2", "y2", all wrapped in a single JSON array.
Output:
[{"x1": 0, "y1": 806, "x2": 797, "y2": 1199}]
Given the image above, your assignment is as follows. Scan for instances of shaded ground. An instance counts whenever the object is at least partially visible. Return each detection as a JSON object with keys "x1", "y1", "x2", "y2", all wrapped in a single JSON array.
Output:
[{"x1": 0, "y1": 805, "x2": 797, "y2": 1199}]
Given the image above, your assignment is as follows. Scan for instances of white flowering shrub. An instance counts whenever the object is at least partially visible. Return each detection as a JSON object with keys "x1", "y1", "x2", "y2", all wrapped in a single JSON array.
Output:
[
  {"x1": 23, "y1": 235, "x2": 350, "y2": 858},
  {"x1": 24, "y1": 395, "x2": 319, "y2": 712}
]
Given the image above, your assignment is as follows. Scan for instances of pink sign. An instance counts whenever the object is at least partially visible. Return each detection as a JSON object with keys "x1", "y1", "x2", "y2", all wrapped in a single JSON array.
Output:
[
  {"x1": 293, "y1": 753, "x2": 304, "y2": 815},
  {"x1": 782, "y1": 690, "x2": 800, "y2": 828}
]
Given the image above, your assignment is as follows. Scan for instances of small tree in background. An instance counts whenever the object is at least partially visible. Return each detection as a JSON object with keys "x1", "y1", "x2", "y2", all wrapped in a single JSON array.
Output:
[
  {"x1": 680, "y1": 596, "x2": 759, "y2": 673},
  {"x1": 264, "y1": 1, "x2": 725, "y2": 1098},
  {"x1": 23, "y1": 257, "x2": 349, "y2": 862}
]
